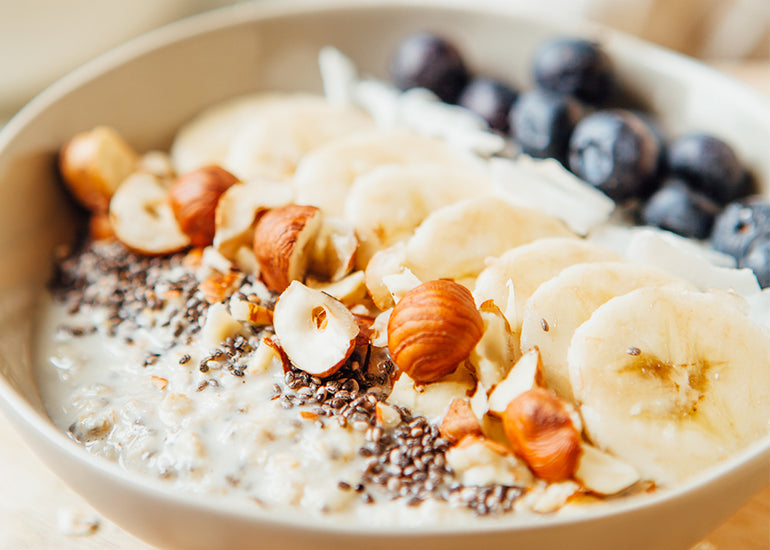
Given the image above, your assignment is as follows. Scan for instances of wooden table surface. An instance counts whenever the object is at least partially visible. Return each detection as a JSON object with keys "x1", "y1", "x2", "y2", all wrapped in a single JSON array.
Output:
[{"x1": 1, "y1": 61, "x2": 769, "y2": 550}]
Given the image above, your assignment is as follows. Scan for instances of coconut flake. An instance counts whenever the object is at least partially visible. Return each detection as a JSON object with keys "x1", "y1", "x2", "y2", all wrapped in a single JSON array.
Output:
[
  {"x1": 490, "y1": 156, "x2": 615, "y2": 235},
  {"x1": 626, "y1": 228, "x2": 760, "y2": 297},
  {"x1": 318, "y1": 46, "x2": 358, "y2": 106}
]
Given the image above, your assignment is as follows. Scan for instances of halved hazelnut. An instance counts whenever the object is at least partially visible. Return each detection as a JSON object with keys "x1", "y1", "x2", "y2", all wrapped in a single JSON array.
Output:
[
  {"x1": 253, "y1": 204, "x2": 323, "y2": 292},
  {"x1": 502, "y1": 387, "x2": 581, "y2": 482},
  {"x1": 272, "y1": 281, "x2": 359, "y2": 377},
  {"x1": 439, "y1": 398, "x2": 483, "y2": 444},
  {"x1": 109, "y1": 172, "x2": 190, "y2": 255},
  {"x1": 387, "y1": 280, "x2": 483, "y2": 383},
  {"x1": 169, "y1": 165, "x2": 238, "y2": 247},
  {"x1": 59, "y1": 126, "x2": 138, "y2": 212}
]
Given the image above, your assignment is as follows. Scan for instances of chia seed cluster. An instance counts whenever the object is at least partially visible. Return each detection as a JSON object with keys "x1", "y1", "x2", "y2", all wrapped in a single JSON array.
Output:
[{"x1": 50, "y1": 239, "x2": 528, "y2": 516}]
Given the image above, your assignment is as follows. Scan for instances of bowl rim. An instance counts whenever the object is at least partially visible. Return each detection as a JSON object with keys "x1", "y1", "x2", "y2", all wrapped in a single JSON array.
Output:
[{"x1": 0, "y1": 0, "x2": 768, "y2": 536}]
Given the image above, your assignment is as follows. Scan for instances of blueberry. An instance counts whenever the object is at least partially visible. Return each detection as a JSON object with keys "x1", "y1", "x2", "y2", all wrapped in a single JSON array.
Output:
[
  {"x1": 458, "y1": 78, "x2": 517, "y2": 132},
  {"x1": 509, "y1": 89, "x2": 582, "y2": 163},
  {"x1": 641, "y1": 178, "x2": 720, "y2": 239},
  {"x1": 389, "y1": 32, "x2": 469, "y2": 103},
  {"x1": 667, "y1": 133, "x2": 749, "y2": 204},
  {"x1": 567, "y1": 110, "x2": 661, "y2": 202},
  {"x1": 710, "y1": 199, "x2": 770, "y2": 258},
  {"x1": 532, "y1": 38, "x2": 613, "y2": 103},
  {"x1": 740, "y1": 233, "x2": 770, "y2": 288}
]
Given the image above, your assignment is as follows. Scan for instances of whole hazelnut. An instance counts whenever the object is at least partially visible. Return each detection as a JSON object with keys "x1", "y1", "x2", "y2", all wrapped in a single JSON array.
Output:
[{"x1": 169, "y1": 165, "x2": 238, "y2": 247}]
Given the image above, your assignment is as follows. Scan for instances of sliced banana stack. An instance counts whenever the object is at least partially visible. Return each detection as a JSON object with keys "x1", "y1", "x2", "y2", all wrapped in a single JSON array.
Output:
[
  {"x1": 520, "y1": 262, "x2": 693, "y2": 403},
  {"x1": 365, "y1": 199, "x2": 575, "y2": 309},
  {"x1": 170, "y1": 93, "x2": 287, "y2": 174},
  {"x1": 292, "y1": 130, "x2": 483, "y2": 217},
  {"x1": 344, "y1": 163, "x2": 490, "y2": 267},
  {"x1": 404, "y1": 198, "x2": 575, "y2": 283},
  {"x1": 474, "y1": 237, "x2": 621, "y2": 333},
  {"x1": 222, "y1": 97, "x2": 373, "y2": 181},
  {"x1": 568, "y1": 286, "x2": 770, "y2": 486}
]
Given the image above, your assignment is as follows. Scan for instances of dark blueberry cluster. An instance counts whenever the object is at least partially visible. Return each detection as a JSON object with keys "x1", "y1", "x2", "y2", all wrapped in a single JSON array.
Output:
[{"x1": 389, "y1": 32, "x2": 767, "y2": 287}]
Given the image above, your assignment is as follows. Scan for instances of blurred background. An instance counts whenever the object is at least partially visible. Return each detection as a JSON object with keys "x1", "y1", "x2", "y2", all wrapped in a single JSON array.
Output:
[{"x1": 0, "y1": 0, "x2": 767, "y2": 121}]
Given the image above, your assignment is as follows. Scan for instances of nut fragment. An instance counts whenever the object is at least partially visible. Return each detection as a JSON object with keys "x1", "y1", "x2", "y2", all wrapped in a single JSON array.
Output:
[
  {"x1": 387, "y1": 280, "x2": 483, "y2": 383},
  {"x1": 273, "y1": 281, "x2": 359, "y2": 377},
  {"x1": 169, "y1": 165, "x2": 239, "y2": 246},
  {"x1": 439, "y1": 398, "x2": 483, "y2": 444},
  {"x1": 488, "y1": 347, "x2": 545, "y2": 416},
  {"x1": 199, "y1": 272, "x2": 243, "y2": 304},
  {"x1": 88, "y1": 212, "x2": 115, "y2": 241},
  {"x1": 59, "y1": 126, "x2": 138, "y2": 212},
  {"x1": 253, "y1": 204, "x2": 323, "y2": 292},
  {"x1": 109, "y1": 172, "x2": 190, "y2": 255},
  {"x1": 502, "y1": 387, "x2": 581, "y2": 482}
]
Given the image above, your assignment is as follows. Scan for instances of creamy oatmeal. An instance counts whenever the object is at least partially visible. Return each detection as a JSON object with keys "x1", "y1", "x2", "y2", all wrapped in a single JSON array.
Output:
[{"x1": 35, "y1": 47, "x2": 770, "y2": 526}]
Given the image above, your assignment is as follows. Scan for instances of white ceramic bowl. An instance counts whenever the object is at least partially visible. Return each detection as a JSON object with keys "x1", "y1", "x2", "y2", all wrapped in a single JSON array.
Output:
[{"x1": 0, "y1": 2, "x2": 768, "y2": 549}]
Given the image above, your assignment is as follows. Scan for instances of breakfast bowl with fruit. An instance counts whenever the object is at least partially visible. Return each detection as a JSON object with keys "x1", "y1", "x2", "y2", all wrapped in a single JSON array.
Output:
[{"x1": 0, "y1": 1, "x2": 768, "y2": 549}]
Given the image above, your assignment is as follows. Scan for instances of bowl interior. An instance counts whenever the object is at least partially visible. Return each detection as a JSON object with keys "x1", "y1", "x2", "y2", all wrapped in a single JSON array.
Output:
[{"x1": 0, "y1": 2, "x2": 768, "y2": 549}]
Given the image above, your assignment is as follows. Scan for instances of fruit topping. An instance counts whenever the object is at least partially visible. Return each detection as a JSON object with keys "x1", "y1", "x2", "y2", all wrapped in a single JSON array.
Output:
[
  {"x1": 710, "y1": 199, "x2": 770, "y2": 259},
  {"x1": 389, "y1": 32, "x2": 469, "y2": 103},
  {"x1": 509, "y1": 88, "x2": 582, "y2": 163},
  {"x1": 641, "y1": 177, "x2": 720, "y2": 239},
  {"x1": 532, "y1": 38, "x2": 614, "y2": 103},
  {"x1": 457, "y1": 77, "x2": 518, "y2": 132},
  {"x1": 667, "y1": 133, "x2": 749, "y2": 204},
  {"x1": 739, "y1": 233, "x2": 770, "y2": 288},
  {"x1": 568, "y1": 110, "x2": 661, "y2": 201}
]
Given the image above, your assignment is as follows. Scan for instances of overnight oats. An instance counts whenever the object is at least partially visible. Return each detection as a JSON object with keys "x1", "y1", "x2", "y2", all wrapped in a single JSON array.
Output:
[{"x1": 35, "y1": 37, "x2": 770, "y2": 526}]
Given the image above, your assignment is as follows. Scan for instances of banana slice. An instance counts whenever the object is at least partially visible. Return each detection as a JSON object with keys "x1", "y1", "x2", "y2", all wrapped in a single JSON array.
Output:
[
  {"x1": 223, "y1": 97, "x2": 373, "y2": 181},
  {"x1": 405, "y1": 198, "x2": 575, "y2": 283},
  {"x1": 344, "y1": 163, "x2": 490, "y2": 267},
  {"x1": 170, "y1": 93, "x2": 287, "y2": 174},
  {"x1": 474, "y1": 238, "x2": 621, "y2": 333},
  {"x1": 293, "y1": 130, "x2": 481, "y2": 217},
  {"x1": 520, "y1": 262, "x2": 692, "y2": 403},
  {"x1": 568, "y1": 287, "x2": 770, "y2": 486}
]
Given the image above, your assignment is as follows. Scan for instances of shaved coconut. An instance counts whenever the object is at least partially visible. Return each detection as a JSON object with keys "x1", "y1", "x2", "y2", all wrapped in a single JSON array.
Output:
[
  {"x1": 319, "y1": 46, "x2": 358, "y2": 106},
  {"x1": 445, "y1": 437, "x2": 532, "y2": 487},
  {"x1": 382, "y1": 268, "x2": 422, "y2": 304},
  {"x1": 575, "y1": 444, "x2": 640, "y2": 496},
  {"x1": 491, "y1": 156, "x2": 615, "y2": 235},
  {"x1": 627, "y1": 228, "x2": 760, "y2": 297},
  {"x1": 488, "y1": 348, "x2": 544, "y2": 415},
  {"x1": 309, "y1": 217, "x2": 358, "y2": 282},
  {"x1": 307, "y1": 271, "x2": 367, "y2": 306},
  {"x1": 352, "y1": 79, "x2": 401, "y2": 129},
  {"x1": 748, "y1": 289, "x2": 770, "y2": 328},
  {"x1": 200, "y1": 303, "x2": 244, "y2": 349}
]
